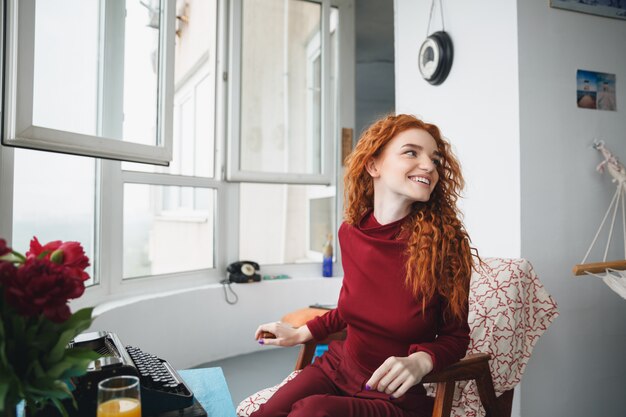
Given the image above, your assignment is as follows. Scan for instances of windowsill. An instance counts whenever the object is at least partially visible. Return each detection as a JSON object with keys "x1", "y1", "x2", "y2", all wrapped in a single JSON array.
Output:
[{"x1": 92, "y1": 275, "x2": 343, "y2": 318}]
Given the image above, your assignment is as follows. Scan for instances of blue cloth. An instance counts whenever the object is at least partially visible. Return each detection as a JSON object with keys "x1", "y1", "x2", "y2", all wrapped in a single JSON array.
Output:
[{"x1": 180, "y1": 368, "x2": 237, "y2": 417}]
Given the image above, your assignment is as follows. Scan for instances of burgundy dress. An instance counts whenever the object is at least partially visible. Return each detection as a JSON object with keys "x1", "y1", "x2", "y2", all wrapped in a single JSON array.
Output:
[{"x1": 252, "y1": 212, "x2": 470, "y2": 417}]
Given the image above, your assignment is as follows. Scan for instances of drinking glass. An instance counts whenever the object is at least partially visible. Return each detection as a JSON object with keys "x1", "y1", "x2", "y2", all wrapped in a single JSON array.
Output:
[{"x1": 97, "y1": 375, "x2": 142, "y2": 417}]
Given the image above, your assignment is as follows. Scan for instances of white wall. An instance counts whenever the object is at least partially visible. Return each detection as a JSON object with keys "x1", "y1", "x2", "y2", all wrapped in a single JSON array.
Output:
[
  {"x1": 396, "y1": 0, "x2": 626, "y2": 416},
  {"x1": 394, "y1": 0, "x2": 521, "y2": 258},
  {"x1": 91, "y1": 278, "x2": 342, "y2": 369},
  {"x1": 518, "y1": 2, "x2": 626, "y2": 416}
]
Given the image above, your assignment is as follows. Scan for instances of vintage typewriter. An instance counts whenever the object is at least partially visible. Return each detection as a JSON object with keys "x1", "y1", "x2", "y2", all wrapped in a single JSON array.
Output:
[{"x1": 59, "y1": 331, "x2": 207, "y2": 417}]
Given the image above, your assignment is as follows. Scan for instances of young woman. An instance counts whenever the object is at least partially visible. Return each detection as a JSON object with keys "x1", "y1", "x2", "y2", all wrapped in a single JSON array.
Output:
[{"x1": 252, "y1": 114, "x2": 477, "y2": 417}]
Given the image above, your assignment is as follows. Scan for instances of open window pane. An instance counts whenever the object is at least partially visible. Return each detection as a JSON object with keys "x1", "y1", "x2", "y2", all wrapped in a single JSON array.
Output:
[
  {"x1": 120, "y1": 0, "x2": 160, "y2": 145},
  {"x1": 32, "y1": 0, "x2": 158, "y2": 144},
  {"x1": 12, "y1": 149, "x2": 97, "y2": 286},
  {"x1": 32, "y1": 0, "x2": 99, "y2": 136},
  {"x1": 123, "y1": 184, "x2": 215, "y2": 279},
  {"x1": 122, "y1": 0, "x2": 218, "y2": 177},
  {"x1": 239, "y1": 183, "x2": 335, "y2": 264},
  {"x1": 240, "y1": 0, "x2": 322, "y2": 175}
]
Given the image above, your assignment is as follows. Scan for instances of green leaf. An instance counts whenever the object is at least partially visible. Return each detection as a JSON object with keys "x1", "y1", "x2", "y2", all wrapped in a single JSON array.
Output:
[
  {"x1": 24, "y1": 381, "x2": 71, "y2": 400},
  {"x1": 31, "y1": 359, "x2": 46, "y2": 379},
  {"x1": 47, "y1": 308, "x2": 93, "y2": 363},
  {"x1": 0, "y1": 381, "x2": 9, "y2": 412},
  {"x1": 61, "y1": 308, "x2": 94, "y2": 333},
  {"x1": 47, "y1": 329, "x2": 78, "y2": 364},
  {"x1": 50, "y1": 397, "x2": 70, "y2": 417},
  {"x1": 53, "y1": 348, "x2": 99, "y2": 379}
]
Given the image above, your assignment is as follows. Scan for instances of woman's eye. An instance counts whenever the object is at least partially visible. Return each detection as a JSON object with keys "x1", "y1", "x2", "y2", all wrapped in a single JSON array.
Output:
[
  {"x1": 405, "y1": 150, "x2": 417, "y2": 157},
  {"x1": 432, "y1": 158, "x2": 442, "y2": 166}
]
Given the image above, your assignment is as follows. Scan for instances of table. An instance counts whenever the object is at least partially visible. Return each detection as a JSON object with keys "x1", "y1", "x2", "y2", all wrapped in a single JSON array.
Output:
[{"x1": 17, "y1": 367, "x2": 237, "y2": 417}]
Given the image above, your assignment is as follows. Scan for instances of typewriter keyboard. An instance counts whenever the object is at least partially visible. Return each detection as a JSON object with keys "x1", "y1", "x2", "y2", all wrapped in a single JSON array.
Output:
[{"x1": 126, "y1": 346, "x2": 186, "y2": 393}]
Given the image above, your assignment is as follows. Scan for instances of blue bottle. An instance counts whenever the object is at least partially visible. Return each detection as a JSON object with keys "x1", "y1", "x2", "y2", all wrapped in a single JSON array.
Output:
[{"x1": 322, "y1": 234, "x2": 333, "y2": 277}]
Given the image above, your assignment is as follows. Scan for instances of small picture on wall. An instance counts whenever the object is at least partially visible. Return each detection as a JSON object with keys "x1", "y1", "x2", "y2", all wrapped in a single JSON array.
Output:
[
  {"x1": 551, "y1": 0, "x2": 626, "y2": 21},
  {"x1": 577, "y1": 70, "x2": 616, "y2": 111}
]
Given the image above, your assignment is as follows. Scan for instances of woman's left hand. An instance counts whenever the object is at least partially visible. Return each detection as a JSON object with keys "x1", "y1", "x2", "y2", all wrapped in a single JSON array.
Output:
[{"x1": 365, "y1": 351, "x2": 434, "y2": 399}]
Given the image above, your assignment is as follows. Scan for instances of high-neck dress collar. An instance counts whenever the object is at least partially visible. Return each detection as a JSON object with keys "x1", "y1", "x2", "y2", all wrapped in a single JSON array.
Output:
[{"x1": 357, "y1": 210, "x2": 410, "y2": 241}]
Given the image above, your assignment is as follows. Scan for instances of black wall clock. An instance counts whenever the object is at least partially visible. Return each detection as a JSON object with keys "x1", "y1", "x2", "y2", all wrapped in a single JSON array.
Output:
[{"x1": 418, "y1": 31, "x2": 454, "y2": 86}]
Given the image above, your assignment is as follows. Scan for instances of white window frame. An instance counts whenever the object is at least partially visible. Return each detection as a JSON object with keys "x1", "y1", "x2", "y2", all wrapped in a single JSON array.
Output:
[
  {"x1": 0, "y1": 0, "x2": 355, "y2": 306},
  {"x1": 1, "y1": 0, "x2": 176, "y2": 166},
  {"x1": 224, "y1": 0, "x2": 354, "y2": 279},
  {"x1": 226, "y1": 0, "x2": 339, "y2": 185}
]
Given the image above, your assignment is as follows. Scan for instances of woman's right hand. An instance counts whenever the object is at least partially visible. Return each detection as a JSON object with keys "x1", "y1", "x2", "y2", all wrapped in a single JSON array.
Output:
[{"x1": 255, "y1": 321, "x2": 312, "y2": 347}]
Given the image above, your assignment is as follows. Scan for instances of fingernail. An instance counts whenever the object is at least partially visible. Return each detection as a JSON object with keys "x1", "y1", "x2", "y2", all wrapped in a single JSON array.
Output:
[
  {"x1": 258, "y1": 340, "x2": 264, "y2": 345},
  {"x1": 365, "y1": 384, "x2": 371, "y2": 391},
  {"x1": 389, "y1": 395, "x2": 395, "y2": 400}
]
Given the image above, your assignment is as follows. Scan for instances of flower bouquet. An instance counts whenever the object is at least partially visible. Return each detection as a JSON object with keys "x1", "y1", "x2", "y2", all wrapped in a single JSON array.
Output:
[{"x1": 0, "y1": 238, "x2": 99, "y2": 417}]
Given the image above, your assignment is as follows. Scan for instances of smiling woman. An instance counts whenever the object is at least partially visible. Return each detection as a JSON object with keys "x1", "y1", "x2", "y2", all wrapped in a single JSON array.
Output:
[{"x1": 251, "y1": 114, "x2": 477, "y2": 417}]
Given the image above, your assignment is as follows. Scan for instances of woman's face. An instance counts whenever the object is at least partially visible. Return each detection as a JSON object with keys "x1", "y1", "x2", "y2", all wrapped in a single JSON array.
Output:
[{"x1": 367, "y1": 128, "x2": 441, "y2": 206}]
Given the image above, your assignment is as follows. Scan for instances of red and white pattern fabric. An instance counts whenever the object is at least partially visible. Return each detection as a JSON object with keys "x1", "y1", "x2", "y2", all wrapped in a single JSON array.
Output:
[
  {"x1": 236, "y1": 370, "x2": 301, "y2": 416},
  {"x1": 237, "y1": 258, "x2": 559, "y2": 417},
  {"x1": 422, "y1": 258, "x2": 559, "y2": 417}
]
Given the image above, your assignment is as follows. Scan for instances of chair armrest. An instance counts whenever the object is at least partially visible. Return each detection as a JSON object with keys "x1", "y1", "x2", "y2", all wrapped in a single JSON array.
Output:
[
  {"x1": 423, "y1": 353, "x2": 505, "y2": 417},
  {"x1": 422, "y1": 353, "x2": 491, "y2": 383},
  {"x1": 295, "y1": 331, "x2": 346, "y2": 371}
]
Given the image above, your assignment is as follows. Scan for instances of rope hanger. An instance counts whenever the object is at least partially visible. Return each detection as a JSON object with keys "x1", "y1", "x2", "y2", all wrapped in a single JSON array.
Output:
[{"x1": 426, "y1": 0, "x2": 445, "y2": 36}]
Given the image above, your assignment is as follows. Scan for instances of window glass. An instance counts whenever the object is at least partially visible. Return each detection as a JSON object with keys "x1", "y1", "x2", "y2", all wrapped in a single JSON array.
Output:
[
  {"x1": 240, "y1": 0, "x2": 322, "y2": 175},
  {"x1": 12, "y1": 149, "x2": 97, "y2": 286},
  {"x1": 33, "y1": 0, "x2": 99, "y2": 136},
  {"x1": 123, "y1": 0, "x2": 217, "y2": 176},
  {"x1": 239, "y1": 183, "x2": 335, "y2": 264},
  {"x1": 33, "y1": 0, "x2": 160, "y2": 145},
  {"x1": 122, "y1": 0, "x2": 160, "y2": 145},
  {"x1": 123, "y1": 184, "x2": 215, "y2": 279}
]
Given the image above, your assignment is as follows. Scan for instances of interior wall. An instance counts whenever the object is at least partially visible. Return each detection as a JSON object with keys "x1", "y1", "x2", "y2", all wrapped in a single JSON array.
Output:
[
  {"x1": 92, "y1": 278, "x2": 342, "y2": 369},
  {"x1": 355, "y1": 0, "x2": 395, "y2": 137},
  {"x1": 394, "y1": 0, "x2": 521, "y2": 258},
  {"x1": 517, "y1": 2, "x2": 626, "y2": 416}
]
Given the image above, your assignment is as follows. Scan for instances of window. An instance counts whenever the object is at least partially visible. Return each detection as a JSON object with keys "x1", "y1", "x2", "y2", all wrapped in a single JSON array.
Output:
[
  {"x1": 228, "y1": 0, "x2": 340, "y2": 185},
  {"x1": 233, "y1": 0, "x2": 345, "y2": 266},
  {"x1": 2, "y1": 0, "x2": 176, "y2": 165},
  {"x1": 119, "y1": 0, "x2": 220, "y2": 282},
  {"x1": 239, "y1": 183, "x2": 335, "y2": 264},
  {"x1": 12, "y1": 149, "x2": 98, "y2": 286},
  {"x1": 123, "y1": 184, "x2": 215, "y2": 278},
  {"x1": 0, "y1": 0, "x2": 354, "y2": 301}
]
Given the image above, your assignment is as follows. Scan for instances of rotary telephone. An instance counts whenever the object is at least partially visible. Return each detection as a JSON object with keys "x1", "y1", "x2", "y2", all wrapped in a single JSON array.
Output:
[{"x1": 227, "y1": 260, "x2": 261, "y2": 283}]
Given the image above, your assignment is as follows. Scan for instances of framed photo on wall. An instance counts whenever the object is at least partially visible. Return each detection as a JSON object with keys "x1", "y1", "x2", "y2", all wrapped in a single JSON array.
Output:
[
  {"x1": 577, "y1": 70, "x2": 617, "y2": 111},
  {"x1": 550, "y1": 0, "x2": 626, "y2": 20}
]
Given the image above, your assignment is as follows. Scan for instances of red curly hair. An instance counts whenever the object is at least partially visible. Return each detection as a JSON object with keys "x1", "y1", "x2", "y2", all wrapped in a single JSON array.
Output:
[{"x1": 344, "y1": 114, "x2": 477, "y2": 321}]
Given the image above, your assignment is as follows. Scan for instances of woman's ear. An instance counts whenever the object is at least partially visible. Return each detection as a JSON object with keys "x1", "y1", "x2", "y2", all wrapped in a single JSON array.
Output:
[{"x1": 365, "y1": 158, "x2": 380, "y2": 178}]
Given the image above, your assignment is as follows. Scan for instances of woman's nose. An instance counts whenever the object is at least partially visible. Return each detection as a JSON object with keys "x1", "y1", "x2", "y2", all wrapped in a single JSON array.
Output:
[{"x1": 419, "y1": 156, "x2": 436, "y2": 172}]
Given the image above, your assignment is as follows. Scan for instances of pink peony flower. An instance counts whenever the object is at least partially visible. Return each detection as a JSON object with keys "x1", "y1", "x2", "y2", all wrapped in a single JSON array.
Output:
[
  {"x1": 2, "y1": 257, "x2": 86, "y2": 322},
  {"x1": 27, "y1": 237, "x2": 90, "y2": 281}
]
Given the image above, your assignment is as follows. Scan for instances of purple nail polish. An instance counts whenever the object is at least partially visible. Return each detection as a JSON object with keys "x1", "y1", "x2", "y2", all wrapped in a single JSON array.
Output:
[
  {"x1": 389, "y1": 395, "x2": 395, "y2": 400},
  {"x1": 258, "y1": 340, "x2": 264, "y2": 345},
  {"x1": 365, "y1": 384, "x2": 371, "y2": 391}
]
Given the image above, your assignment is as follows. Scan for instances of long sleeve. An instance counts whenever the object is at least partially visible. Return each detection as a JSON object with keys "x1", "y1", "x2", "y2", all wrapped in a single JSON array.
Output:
[
  {"x1": 407, "y1": 300, "x2": 470, "y2": 373},
  {"x1": 306, "y1": 308, "x2": 347, "y2": 341}
]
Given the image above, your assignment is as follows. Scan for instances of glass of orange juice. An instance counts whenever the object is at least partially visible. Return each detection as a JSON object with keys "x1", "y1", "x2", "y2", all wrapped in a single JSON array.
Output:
[{"x1": 97, "y1": 375, "x2": 142, "y2": 417}]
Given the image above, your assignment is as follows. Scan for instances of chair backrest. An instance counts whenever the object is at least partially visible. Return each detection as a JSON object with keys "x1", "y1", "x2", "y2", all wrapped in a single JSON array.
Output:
[{"x1": 433, "y1": 257, "x2": 558, "y2": 417}]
